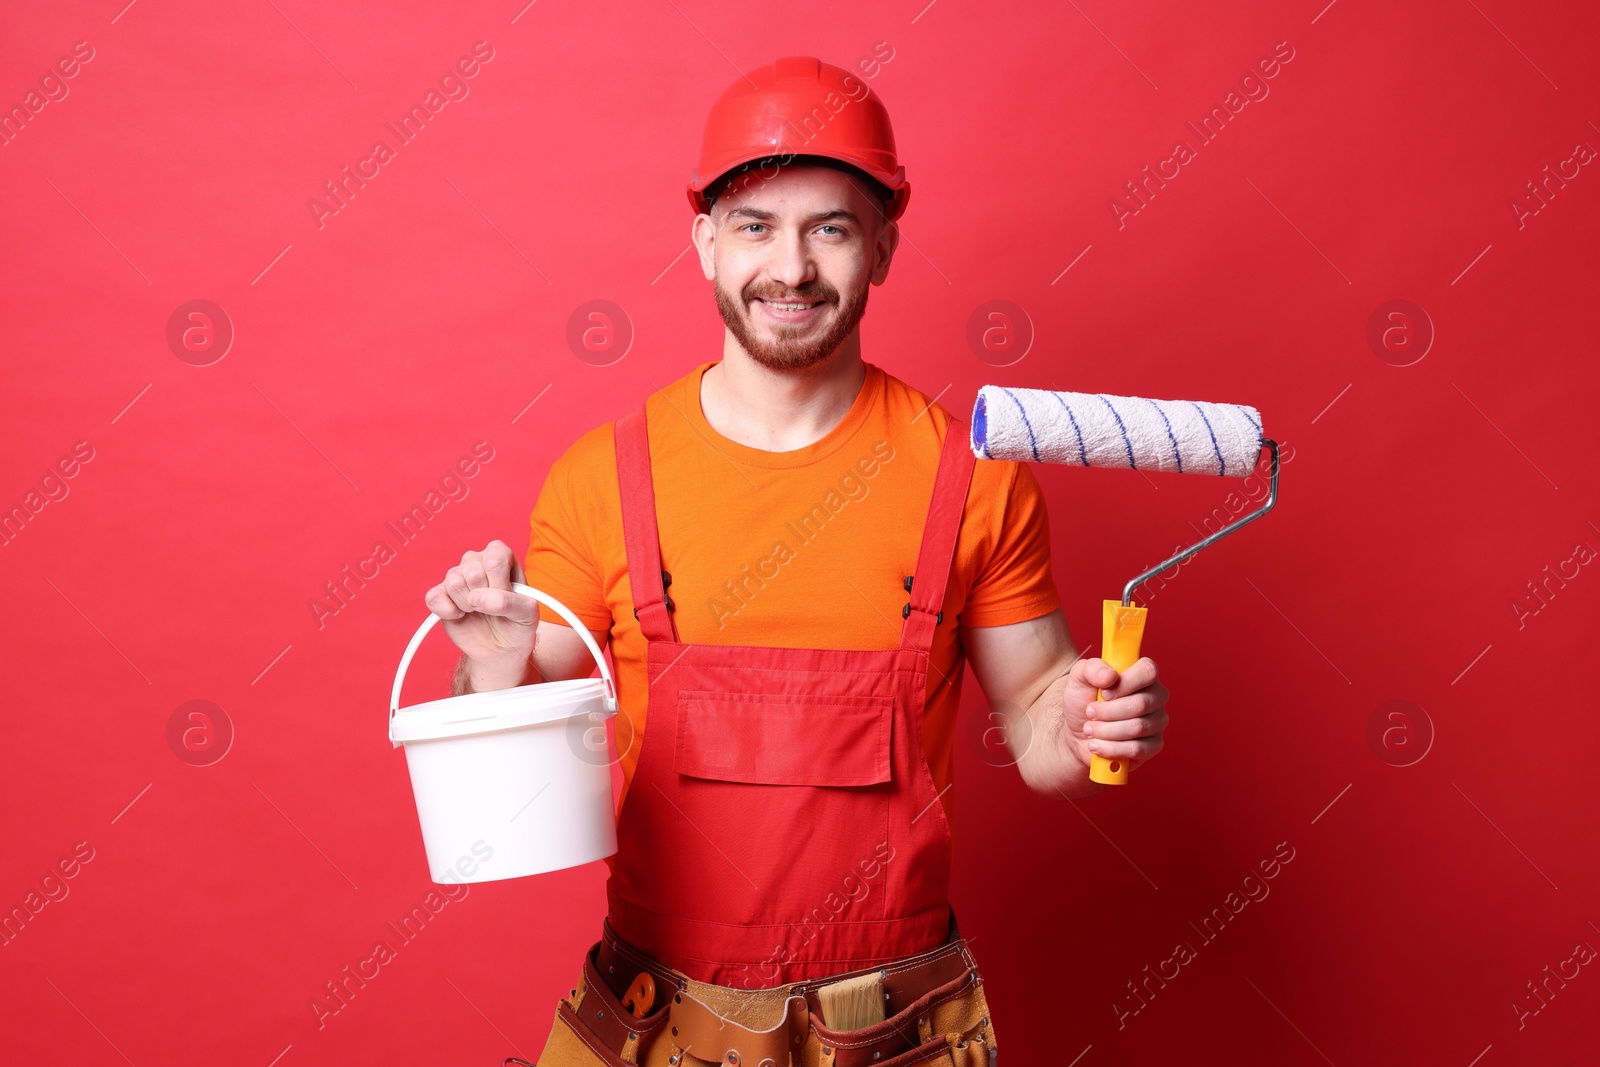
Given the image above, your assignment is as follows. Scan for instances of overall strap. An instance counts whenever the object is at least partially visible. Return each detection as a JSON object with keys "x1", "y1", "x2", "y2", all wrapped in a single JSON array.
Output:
[
  {"x1": 900, "y1": 418, "x2": 977, "y2": 654},
  {"x1": 614, "y1": 406, "x2": 678, "y2": 643}
]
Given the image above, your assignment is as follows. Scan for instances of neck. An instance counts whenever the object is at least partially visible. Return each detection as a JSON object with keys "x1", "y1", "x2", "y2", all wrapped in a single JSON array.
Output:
[{"x1": 701, "y1": 342, "x2": 867, "y2": 452}]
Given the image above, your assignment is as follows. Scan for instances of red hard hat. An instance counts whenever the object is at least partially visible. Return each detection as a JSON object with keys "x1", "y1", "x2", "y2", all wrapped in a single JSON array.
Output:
[{"x1": 687, "y1": 56, "x2": 911, "y2": 222}]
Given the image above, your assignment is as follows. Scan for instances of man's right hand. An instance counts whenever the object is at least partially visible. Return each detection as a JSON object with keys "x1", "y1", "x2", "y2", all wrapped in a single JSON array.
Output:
[{"x1": 425, "y1": 540, "x2": 538, "y2": 693}]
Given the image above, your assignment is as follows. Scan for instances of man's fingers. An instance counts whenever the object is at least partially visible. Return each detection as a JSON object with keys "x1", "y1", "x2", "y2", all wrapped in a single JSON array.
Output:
[
  {"x1": 435, "y1": 543, "x2": 526, "y2": 617},
  {"x1": 481, "y1": 540, "x2": 518, "y2": 589},
  {"x1": 1070, "y1": 655, "x2": 1119, "y2": 692},
  {"x1": 465, "y1": 585, "x2": 537, "y2": 626},
  {"x1": 442, "y1": 566, "x2": 480, "y2": 615},
  {"x1": 1064, "y1": 657, "x2": 1169, "y2": 769},
  {"x1": 459, "y1": 549, "x2": 492, "y2": 593},
  {"x1": 424, "y1": 582, "x2": 466, "y2": 621},
  {"x1": 1100, "y1": 656, "x2": 1158, "y2": 699},
  {"x1": 1083, "y1": 702, "x2": 1169, "y2": 741},
  {"x1": 1087, "y1": 733, "x2": 1164, "y2": 762},
  {"x1": 1088, "y1": 689, "x2": 1163, "y2": 723}
]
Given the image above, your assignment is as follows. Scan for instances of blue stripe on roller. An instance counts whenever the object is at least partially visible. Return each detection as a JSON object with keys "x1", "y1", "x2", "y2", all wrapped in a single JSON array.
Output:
[
  {"x1": 1000, "y1": 387, "x2": 1040, "y2": 461},
  {"x1": 1238, "y1": 406, "x2": 1262, "y2": 436},
  {"x1": 1188, "y1": 400, "x2": 1225, "y2": 475},
  {"x1": 1050, "y1": 391, "x2": 1089, "y2": 466},
  {"x1": 1145, "y1": 398, "x2": 1182, "y2": 474},
  {"x1": 1096, "y1": 394, "x2": 1137, "y2": 469}
]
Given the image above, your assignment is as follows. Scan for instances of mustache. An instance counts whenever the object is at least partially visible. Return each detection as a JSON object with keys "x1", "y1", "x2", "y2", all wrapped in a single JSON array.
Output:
[{"x1": 746, "y1": 285, "x2": 836, "y2": 304}]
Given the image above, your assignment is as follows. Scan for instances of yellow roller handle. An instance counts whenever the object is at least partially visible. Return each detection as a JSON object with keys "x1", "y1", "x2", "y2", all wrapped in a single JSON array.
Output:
[{"x1": 1089, "y1": 599, "x2": 1148, "y2": 785}]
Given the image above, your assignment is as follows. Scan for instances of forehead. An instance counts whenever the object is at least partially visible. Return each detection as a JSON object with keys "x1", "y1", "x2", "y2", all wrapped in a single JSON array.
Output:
[{"x1": 716, "y1": 163, "x2": 875, "y2": 214}]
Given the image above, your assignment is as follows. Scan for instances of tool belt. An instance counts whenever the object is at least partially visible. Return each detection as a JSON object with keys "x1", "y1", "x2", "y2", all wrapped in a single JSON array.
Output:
[{"x1": 530, "y1": 912, "x2": 997, "y2": 1067}]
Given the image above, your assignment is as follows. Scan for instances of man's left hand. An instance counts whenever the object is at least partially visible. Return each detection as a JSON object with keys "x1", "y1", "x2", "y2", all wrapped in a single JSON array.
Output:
[{"x1": 1060, "y1": 655, "x2": 1170, "y2": 776}]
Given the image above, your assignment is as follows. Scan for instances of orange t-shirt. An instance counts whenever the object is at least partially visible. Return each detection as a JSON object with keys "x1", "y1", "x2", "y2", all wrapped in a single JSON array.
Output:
[{"x1": 523, "y1": 360, "x2": 1060, "y2": 834}]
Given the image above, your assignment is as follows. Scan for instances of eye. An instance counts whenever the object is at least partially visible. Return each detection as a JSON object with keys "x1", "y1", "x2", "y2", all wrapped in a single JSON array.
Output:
[
  {"x1": 741, "y1": 223, "x2": 767, "y2": 234},
  {"x1": 818, "y1": 224, "x2": 844, "y2": 235}
]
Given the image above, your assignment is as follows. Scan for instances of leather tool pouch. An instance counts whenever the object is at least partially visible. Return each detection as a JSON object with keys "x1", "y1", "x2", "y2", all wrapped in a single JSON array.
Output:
[
  {"x1": 545, "y1": 943, "x2": 673, "y2": 1065},
  {"x1": 667, "y1": 987, "x2": 809, "y2": 1066},
  {"x1": 540, "y1": 935, "x2": 996, "y2": 1067},
  {"x1": 810, "y1": 967, "x2": 975, "y2": 1067}
]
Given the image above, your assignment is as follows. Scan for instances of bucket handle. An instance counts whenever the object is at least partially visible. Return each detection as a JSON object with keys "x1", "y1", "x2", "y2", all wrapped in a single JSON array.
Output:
[{"x1": 390, "y1": 583, "x2": 617, "y2": 719}]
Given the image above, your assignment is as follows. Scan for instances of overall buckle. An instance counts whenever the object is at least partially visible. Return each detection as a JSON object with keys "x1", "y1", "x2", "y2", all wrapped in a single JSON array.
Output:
[
  {"x1": 633, "y1": 570, "x2": 675, "y2": 619},
  {"x1": 901, "y1": 575, "x2": 942, "y2": 625}
]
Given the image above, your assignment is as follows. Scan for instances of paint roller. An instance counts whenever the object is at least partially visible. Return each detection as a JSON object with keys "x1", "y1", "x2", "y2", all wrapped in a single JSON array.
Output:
[{"x1": 970, "y1": 385, "x2": 1280, "y2": 785}]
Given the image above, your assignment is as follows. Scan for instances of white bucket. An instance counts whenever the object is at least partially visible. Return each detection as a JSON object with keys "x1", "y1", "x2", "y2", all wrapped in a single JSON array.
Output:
[{"x1": 388, "y1": 583, "x2": 619, "y2": 884}]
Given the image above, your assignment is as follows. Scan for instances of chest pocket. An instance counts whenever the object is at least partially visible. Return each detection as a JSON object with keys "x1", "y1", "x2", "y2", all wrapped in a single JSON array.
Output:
[{"x1": 673, "y1": 691, "x2": 893, "y2": 787}]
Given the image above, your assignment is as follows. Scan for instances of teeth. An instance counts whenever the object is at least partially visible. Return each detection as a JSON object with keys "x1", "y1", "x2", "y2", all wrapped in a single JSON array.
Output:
[{"x1": 767, "y1": 302, "x2": 813, "y2": 310}]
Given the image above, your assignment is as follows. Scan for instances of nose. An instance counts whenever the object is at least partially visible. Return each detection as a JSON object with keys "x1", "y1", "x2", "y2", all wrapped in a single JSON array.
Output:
[{"x1": 766, "y1": 229, "x2": 816, "y2": 293}]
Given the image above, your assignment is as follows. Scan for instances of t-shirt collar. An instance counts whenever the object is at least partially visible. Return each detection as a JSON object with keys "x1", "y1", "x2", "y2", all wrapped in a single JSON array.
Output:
[{"x1": 681, "y1": 359, "x2": 884, "y2": 470}]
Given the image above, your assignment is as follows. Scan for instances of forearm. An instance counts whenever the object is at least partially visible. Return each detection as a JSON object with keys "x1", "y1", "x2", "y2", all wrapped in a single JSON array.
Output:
[
  {"x1": 451, "y1": 649, "x2": 540, "y2": 696},
  {"x1": 1017, "y1": 670, "x2": 1106, "y2": 801}
]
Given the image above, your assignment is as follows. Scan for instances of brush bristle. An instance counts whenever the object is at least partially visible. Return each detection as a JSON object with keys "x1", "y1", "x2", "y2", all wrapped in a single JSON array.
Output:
[{"x1": 816, "y1": 970, "x2": 886, "y2": 1030}]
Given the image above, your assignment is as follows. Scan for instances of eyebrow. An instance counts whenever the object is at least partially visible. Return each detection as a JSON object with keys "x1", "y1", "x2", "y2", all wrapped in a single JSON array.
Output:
[{"x1": 723, "y1": 206, "x2": 861, "y2": 226}]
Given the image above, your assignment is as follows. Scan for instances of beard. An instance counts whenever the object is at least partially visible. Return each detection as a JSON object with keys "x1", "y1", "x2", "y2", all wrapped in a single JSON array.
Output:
[{"x1": 713, "y1": 273, "x2": 870, "y2": 372}]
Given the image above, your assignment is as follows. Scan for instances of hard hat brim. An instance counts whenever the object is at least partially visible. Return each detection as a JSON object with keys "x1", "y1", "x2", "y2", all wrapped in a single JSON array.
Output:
[{"x1": 687, "y1": 154, "x2": 910, "y2": 223}]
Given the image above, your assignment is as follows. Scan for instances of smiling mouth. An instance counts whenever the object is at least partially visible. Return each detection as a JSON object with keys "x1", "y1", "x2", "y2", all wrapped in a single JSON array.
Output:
[{"x1": 754, "y1": 297, "x2": 826, "y2": 311}]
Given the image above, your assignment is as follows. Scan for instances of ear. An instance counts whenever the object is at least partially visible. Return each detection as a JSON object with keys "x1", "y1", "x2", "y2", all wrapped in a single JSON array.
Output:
[
  {"x1": 869, "y1": 215, "x2": 899, "y2": 286},
  {"x1": 692, "y1": 211, "x2": 718, "y2": 281}
]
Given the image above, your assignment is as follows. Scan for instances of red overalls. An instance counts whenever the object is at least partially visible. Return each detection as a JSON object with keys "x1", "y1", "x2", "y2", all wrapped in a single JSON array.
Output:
[{"x1": 606, "y1": 403, "x2": 977, "y2": 988}]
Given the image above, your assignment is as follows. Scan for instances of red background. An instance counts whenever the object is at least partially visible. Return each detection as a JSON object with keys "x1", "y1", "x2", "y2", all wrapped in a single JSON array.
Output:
[{"x1": 3, "y1": 0, "x2": 1597, "y2": 1063}]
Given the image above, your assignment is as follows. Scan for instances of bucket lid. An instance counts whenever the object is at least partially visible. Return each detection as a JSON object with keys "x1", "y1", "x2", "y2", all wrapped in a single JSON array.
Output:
[
  {"x1": 388, "y1": 677, "x2": 613, "y2": 743},
  {"x1": 389, "y1": 582, "x2": 617, "y2": 748}
]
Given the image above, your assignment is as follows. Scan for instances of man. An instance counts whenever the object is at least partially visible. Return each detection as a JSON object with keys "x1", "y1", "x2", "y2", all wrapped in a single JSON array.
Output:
[{"x1": 426, "y1": 56, "x2": 1169, "y2": 1067}]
